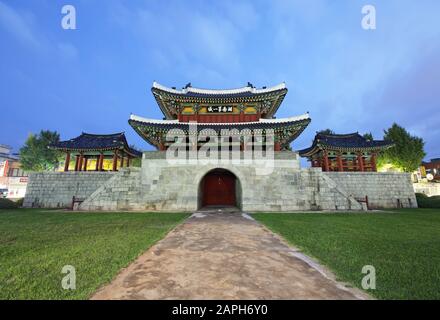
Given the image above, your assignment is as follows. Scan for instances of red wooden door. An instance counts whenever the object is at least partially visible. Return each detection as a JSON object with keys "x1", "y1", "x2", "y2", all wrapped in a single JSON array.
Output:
[{"x1": 202, "y1": 172, "x2": 236, "y2": 207}]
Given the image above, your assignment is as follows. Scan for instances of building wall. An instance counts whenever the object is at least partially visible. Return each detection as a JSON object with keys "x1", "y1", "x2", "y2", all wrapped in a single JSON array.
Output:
[
  {"x1": 5, "y1": 177, "x2": 28, "y2": 199},
  {"x1": 23, "y1": 172, "x2": 115, "y2": 208},
  {"x1": 325, "y1": 172, "x2": 417, "y2": 209}
]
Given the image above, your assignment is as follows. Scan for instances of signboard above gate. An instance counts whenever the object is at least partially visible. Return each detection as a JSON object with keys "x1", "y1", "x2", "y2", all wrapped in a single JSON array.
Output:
[{"x1": 206, "y1": 106, "x2": 233, "y2": 113}]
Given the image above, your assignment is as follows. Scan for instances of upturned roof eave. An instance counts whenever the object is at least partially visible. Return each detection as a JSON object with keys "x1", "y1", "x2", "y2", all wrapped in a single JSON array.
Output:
[
  {"x1": 298, "y1": 142, "x2": 394, "y2": 157},
  {"x1": 129, "y1": 113, "x2": 310, "y2": 126}
]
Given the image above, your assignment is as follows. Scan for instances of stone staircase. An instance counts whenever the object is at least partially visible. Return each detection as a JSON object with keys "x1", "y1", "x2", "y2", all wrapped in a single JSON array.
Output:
[
  {"x1": 316, "y1": 171, "x2": 363, "y2": 211},
  {"x1": 79, "y1": 168, "x2": 143, "y2": 211}
]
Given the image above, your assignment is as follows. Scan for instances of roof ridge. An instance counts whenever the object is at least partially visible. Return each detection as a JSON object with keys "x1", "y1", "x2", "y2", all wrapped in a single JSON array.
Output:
[
  {"x1": 317, "y1": 132, "x2": 360, "y2": 138},
  {"x1": 152, "y1": 81, "x2": 286, "y2": 95},
  {"x1": 81, "y1": 132, "x2": 125, "y2": 137}
]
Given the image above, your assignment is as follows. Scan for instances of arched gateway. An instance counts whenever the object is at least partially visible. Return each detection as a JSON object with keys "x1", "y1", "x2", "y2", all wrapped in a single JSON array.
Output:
[{"x1": 198, "y1": 169, "x2": 241, "y2": 209}]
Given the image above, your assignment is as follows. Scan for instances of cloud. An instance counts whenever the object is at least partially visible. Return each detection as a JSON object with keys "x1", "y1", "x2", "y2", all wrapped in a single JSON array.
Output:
[
  {"x1": 362, "y1": 39, "x2": 440, "y2": 157},
  {"x1": 0, "y1": 1, "x2": 40, "y2": 49},
  {"x1": 108, "y1": 0, "x2": 262, "y2": 83},
  {"x1": 219, "y1": 0, "x2": 260, "y2": 32}
]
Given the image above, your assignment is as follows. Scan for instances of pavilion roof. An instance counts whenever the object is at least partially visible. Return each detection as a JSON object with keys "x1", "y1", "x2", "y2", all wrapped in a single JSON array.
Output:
[
  {"x1": 298, "y1": 132, "x2": 394, "y2": 157},
  {"x1": 129, "y1": 113, "x2": 311, "y2": 149},
  {"x1": 49, "y1": 132, "x2": 142, "y2": 157},
  {"x1": 151, "y1": 82, "x2": 288, "y2": 119}
]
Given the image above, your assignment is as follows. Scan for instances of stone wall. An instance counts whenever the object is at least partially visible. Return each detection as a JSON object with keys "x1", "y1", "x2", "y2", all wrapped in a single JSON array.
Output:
[
  {"x1": 24, "y1": 152, "x2": 417, "y2": 212},
  {"x1": 413, "y1": 182, "x2": 440, "y2": 197},
  {"x1": 23, "y1": 172, "x2": 115, "y2": 208},
  {"x1": 325, "y1": 172, "x2": 417, "y2": 209},
  {"x1": 80, "y1": 151, "x2": 363, "y2": 212}
]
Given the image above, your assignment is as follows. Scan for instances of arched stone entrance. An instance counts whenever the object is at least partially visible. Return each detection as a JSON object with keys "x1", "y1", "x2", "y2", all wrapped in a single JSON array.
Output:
[{"x1": 198, "y1": 169, "x2": 241, "y2": 209}]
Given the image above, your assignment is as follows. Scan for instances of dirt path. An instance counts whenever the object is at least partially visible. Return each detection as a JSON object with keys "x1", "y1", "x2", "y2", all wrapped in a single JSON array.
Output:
[{"x1": 91, "y1": 212, "x2": 368, "y2": 300}]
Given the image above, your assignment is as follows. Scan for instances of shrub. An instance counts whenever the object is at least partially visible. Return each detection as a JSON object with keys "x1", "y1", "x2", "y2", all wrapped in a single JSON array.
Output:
[
  {"x1": 416, "y1": 193, "x2": 440, "y2": 208},
  {"x1": 0, "y1": 198, "x2": 19, "y2": 209},
  {"x1": 15, "y1": 198, "x2": 24, "y2": 207}
]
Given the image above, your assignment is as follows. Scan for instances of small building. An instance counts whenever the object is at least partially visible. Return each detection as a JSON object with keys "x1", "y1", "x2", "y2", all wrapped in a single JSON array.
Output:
[
  {"x1": 299, "y1": 132, "x2": 394, "y2": 172},
  {"x1": 49, "y1": 132, "x2": 142, "y2": 172},
  {"x1": 0, "y1": 144, "x2": 29, "y2": 199},
  {"x1": 422, "y1": 158, "x2": 440, "y2": 181}
]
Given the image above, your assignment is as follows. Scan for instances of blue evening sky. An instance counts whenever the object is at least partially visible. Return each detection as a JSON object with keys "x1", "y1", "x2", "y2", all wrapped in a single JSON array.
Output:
[{"x1": 1, "y1": 0, "x2": 439, "y2": 161}]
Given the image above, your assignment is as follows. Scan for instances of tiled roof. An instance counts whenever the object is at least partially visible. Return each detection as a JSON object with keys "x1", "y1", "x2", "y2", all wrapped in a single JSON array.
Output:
[
  {"x1": 151, "y1": 82, "x2": 289, "y2": 120},
  {"x1": 129, "y1": 113, "x2": 310, "y2": 131},
  {"x1": 152, "y1": 81, "x2": 286, "y2": 98},
  {"x1": 299, "y1": 132, "x2": 394, "y2": 156},
  {"x1": 49, "y1": 132, "x2": 142, "y2": 157},
  {"x1": 129, "y1": 114, "x2": 311, "y2": 149}
]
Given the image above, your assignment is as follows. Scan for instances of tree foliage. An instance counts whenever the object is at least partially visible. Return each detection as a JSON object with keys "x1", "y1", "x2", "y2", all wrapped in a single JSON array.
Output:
[
  {"x1": 378, "y1": 123, "x2": 425, "y2": 172},
  {"x1": 317, "y1": 129, "x2": 334, "y2": 135},
  {"x1": 363, "y1": 132, "x2": 373, "y2": 141},
  {"x1": 129, "y1": 144, "x2": 142, "y2": 167},
  {"x1": 19, "y1": 130, "x2": 62, "y2": 172}
]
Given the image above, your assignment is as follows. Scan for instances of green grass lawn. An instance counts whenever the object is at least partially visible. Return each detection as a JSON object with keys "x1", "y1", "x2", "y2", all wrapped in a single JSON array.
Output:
[
  {"x1": 0, "y1": 209, "x2": 189, "y2": 300},
  {"x1": 253, "y1": 209, "x2": 440, "y2": 300}
]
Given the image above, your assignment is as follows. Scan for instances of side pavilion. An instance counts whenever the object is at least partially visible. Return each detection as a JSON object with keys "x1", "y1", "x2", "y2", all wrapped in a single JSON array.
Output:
[{"x1": 49, "y1": 132, "x2": 142, "y2": 172}]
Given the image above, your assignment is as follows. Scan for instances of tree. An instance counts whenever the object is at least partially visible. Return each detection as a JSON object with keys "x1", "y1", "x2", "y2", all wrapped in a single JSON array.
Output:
[
  {"x1": 129, "y1": 144, "x2": 142, "y2": 167},
  {"x1": 378, "y1": 123, "x2": 425, "y2": 172},
  {"x1": 363, "y1": 132, "x2": 373, "y2": 141},
  {"x1": 317, "y1": 129, "x2": 334, "y2": 135},
  {"x1": 19, "y1": 130, "x2": 62, "y2": 172}
]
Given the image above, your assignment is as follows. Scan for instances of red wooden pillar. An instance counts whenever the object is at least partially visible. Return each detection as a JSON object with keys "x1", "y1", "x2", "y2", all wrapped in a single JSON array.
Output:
[
  {"x1": 112, "y1": 150, "x2": 118, "y2": 171},
  {"x1": 83, "y1": 157, "x2": 88, "y2": 171},
  {"x1": 357, "y1": 152, "x2": 364, "y2": 172},
  {"x1": 323, "y1": 151, "x2": 330, "y2": 172},
  {"x1": 311, "y1": 158, "x2": 319, "y2": 167},
  {"x1": 74, "y1": 155, "x2": 80, "y2": 171},
  {"x1": 120, "y1": 155, "x2": 125, "y2": 168},
  {"x1": 99, "y1": 153, "x2": 104, "y2": 171},
  {"x1": 337, "y1": 153, "x2": 343, "y2": 172},
  {"x1": 317, "y1": 157, "x2": 322, "y2": 168},
  {"x1": 64, "y1": 152, "x2": 70, "y2": 172},
  {"x1": 274, "y1": 141, "x2": 281, "y2": 151},
  {"x1": 127, "y1": 156, "x2": 131, "y2": 168},
  {"x1": 78, "y1": 153, "x2": 84, "y2": 171},
  {"x1": 371, "y1": 153, "x2": 377, "y2": 172},
  {"x1": 95, "y1": 155, "x2": 100, "y2": 171}
]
